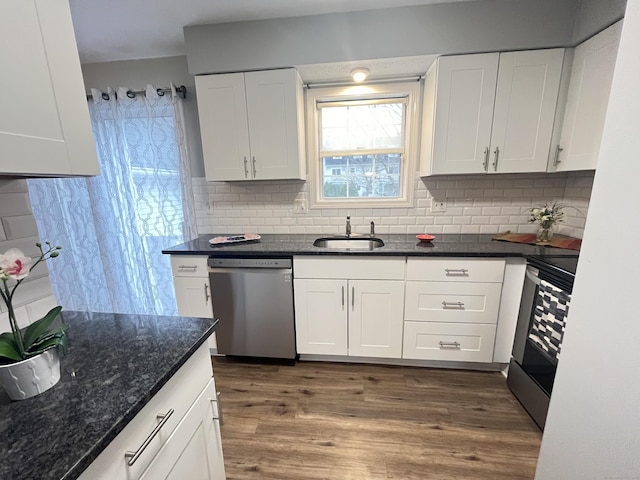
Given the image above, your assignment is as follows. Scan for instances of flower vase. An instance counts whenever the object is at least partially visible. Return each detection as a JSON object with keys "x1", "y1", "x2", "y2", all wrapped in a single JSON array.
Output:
[
  {"x1": 536, "y1": 226, "x2": 554, "y2": 243},
  {"x1": 0, "y1": 349, "x2": 61, "y2": 400}
]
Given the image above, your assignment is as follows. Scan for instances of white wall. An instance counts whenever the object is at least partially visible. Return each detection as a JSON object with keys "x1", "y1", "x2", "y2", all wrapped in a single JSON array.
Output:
[
  {"x1": 572, "y1": 0, "x2": 626, "y2": 43},
  {"x1": 535, "y1": 1, "x2": 638, "y2": 478},
  {"x1": 0, "y1": 180, "x2": 57, "y2": 333},
  {"x1": 184, "y1": 0, "x2": 577, "y2": 75}
]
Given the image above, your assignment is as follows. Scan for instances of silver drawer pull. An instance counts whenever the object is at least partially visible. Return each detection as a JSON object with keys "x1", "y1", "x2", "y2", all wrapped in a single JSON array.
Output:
[
  {"x1": 178, "y1": 265, "x2": 198, "y2": 271},
  {"x1": 124, "y1": 409, "x2": 174, "y2": 466},
  {"x1": 442, "y1": 301, "x2": 465, "y2": 309},
  {"x1": 439, "y1": 341, "x2": 461, "y2": 349},
  {"x1": 204, "y1": 283, "x2": 210, "y2": 303},
  {"x1": 211, "y1": 392, "x2": 224, "y2": 426},
  {"x1": 444, "y1": 268, "x2": 468, "y2": 276}
]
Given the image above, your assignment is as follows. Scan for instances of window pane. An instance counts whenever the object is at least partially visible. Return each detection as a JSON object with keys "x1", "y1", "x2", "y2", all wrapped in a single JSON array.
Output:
[
  {"x1": 320, "y1": 102, "x2": 404, "y2": 151},
  {"x1": 322, "y1": 154, "x2": 401, "y2": 199}
]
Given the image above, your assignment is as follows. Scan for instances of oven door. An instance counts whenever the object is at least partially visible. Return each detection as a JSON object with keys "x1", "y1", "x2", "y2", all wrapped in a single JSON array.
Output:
[{"x1": 508, "y1": 265, "x2": 572, "y2": 429}]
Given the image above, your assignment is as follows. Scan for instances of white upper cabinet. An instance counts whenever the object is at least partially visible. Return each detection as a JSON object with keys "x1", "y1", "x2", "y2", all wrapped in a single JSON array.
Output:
[
  {"x1": 551, "y1": 21, "x2": 623, "y2": 172},
  {"x1": 420, "y1": 49, "x2": 564, "y2": 176},
  {"x1": 195, "y1": 68, "x2": 306, "y2": 181},
  {"x1": 0, "y1": 0, "x2": 99, "y2": 177}
]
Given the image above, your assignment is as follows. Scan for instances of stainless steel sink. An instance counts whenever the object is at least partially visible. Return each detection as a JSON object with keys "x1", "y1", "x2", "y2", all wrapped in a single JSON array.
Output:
[{"x1": 313, "y1": 236, "x2": 385, "y2": 249}]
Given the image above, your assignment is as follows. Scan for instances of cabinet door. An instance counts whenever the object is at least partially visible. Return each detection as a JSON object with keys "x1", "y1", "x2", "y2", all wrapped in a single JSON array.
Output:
[
  {"x1": 294, "y1": 279, "x2": 348, "y2": 355},
  {"x1": 490, "y1": 49, "x2": 564, "y2": 173},
  {"x1": 174, "y1": 277, "x2": 214, "y2": 319},
  {"x1": 556, "y1": 21, "x2": 623, "y2": 171},
  {"x1": 244, "y1": 69, "x2": 305, "y2": 180},
  {"x1": 139, "y1": 379, "x2": 226, "y2": 480},
  {"x1": 195, "y1": 73, "x2": 251, "y2": 181},
  {"x1": 431, "y1": 53, "x2": 499, "y2": 174},
  {"x1": 0, "y1": 0, "x2": 99, "y2": 176},
  {"x1": 349, "y1": 280, "x2": 405, "y2": 359}
]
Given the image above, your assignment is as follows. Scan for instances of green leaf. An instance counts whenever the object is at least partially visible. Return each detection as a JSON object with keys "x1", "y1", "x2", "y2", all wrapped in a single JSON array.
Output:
[
  {"x1": 0, "y1": 333, "x2": 23, "y2": 362},
  {"x1": 26, "y1": 331, "x2": 67, "y2": 357},
  {"x1": 22, "y1": 306, "x2": 63, "y2": 350}
]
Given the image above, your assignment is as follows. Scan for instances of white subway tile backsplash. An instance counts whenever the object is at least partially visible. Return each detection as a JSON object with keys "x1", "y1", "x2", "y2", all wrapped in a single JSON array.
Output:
[{"x1": 193, "y1": 171, "x2": 594, "y2": 239}]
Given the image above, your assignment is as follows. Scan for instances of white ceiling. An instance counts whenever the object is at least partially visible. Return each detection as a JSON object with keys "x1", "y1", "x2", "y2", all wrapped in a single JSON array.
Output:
[{"x1": 69, "y1": 0, "x2": 474, "y2": 64}]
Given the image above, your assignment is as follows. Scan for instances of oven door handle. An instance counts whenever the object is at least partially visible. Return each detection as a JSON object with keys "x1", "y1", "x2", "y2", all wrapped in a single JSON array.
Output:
[{"x1": 525, "y1": 267, "x2": 542, "y2": 286}]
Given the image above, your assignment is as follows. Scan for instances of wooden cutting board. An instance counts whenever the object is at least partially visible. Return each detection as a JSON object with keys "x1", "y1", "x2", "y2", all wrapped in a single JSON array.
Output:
[{"x1": 492, "y1": 231, "x2": 581, "y2": 251}]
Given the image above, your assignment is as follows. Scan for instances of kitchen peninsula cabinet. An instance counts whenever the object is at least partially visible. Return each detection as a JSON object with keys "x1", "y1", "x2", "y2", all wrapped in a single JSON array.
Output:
[
  {"x1": 78, "y1": 344, "x2": 225, "y2": 480},
  {"x1": 0, "y1": 0, "x2": 99, "y2": 176},
  {"x1": 551, "y1": 21, "x2": 623, "y2": 172},
  {"x1": 195, "y1": 68, "x2": 306, "y2": 181},
  {"x1": 294, "y1": 257, "x2": 405, "y2": 358},
  {"x1": 420, "y1": 49, "x2": 564, "y2": 175}
]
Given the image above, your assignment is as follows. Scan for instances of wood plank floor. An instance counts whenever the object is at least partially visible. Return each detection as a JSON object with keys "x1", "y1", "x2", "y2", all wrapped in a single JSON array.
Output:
[{"x1": 212, "y1": 358, "x2": 542, "y2": 480}]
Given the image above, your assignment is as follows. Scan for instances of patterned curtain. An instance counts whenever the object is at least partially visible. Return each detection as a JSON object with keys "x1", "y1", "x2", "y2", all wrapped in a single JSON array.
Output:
[{"x1": 27, "y1": 85, "x2": 197, "y2": 315}]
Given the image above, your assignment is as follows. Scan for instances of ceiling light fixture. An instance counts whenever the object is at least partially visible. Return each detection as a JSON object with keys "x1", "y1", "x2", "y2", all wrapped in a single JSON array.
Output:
[{"x1": 350, "y1": 67, "x2": 370, "y2": 83}]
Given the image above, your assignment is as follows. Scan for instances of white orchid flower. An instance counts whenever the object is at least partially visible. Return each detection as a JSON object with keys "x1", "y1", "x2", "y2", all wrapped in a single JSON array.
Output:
[{"x1": 0, "y1": 248, "x2": 32, "y2": 281}]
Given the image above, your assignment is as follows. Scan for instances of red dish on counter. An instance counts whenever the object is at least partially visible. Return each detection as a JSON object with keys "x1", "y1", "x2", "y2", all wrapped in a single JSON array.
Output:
[{"x1": 416, "y1": 234, "x2": 436, "y2": 242}]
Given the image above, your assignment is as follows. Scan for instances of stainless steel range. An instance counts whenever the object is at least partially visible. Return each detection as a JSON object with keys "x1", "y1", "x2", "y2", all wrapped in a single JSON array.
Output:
[{"x1": 507, "y1": 255, "x2": 578, "y2": 430}]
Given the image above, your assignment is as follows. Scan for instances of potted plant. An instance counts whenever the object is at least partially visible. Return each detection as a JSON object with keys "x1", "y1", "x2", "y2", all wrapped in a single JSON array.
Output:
[
  {"x1": 528, "y1": 202, "x2": 566, "y2": 243},
  {"x1": 0, "y1": 242, "x2": 66, "y2": 400}
]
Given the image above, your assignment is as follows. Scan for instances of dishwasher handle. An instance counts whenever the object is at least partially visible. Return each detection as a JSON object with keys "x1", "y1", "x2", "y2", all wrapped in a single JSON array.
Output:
[{"x1": 209, "y1": 267, "x2": 292, "y2": 275}]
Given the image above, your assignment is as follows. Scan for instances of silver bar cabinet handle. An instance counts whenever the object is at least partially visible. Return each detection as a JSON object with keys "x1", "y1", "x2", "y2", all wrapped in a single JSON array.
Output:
[
  {"x1": 492, "y1": 146, "x2": 500, "y2": 171},
  {"x1": 444, "y1": 268, "x2": 468, "y2": 276},
  {"x1": 211, "y1": 392, "x2": 224, "y2": 426},
  {"x1": 243, "y1": 156, "x2": 248, "y2": 178},
  {"x1": 439, "y1": 341, "x2": 461, "y2": 349},
  {"x1": 341, "y1": 286, "x2": 345, "y2": 309},
  {"x1": 482, "y1": 147, "x2": 490, "y2": 171},
  {"x1": 553, "y1": 145, "x2": 564, "y2": 166},
  {"x1": 124, "y1": 409, "x2": 174, "y2": 466},
  {"x1": 351, "y1": 286, "x2": 355, "y2": 310},
  {"x1": 442, "y1": 301, "x2": 465, "y2": 309},
  {"x1": 252, "y1": 156, "x2": 257, "y2": 177},
  {"x1": 178, "y1": 265, "x2": 198, "y2": 271},
  {"x1": 204, "y1": 283, "x2": 210, "y2": 303}
]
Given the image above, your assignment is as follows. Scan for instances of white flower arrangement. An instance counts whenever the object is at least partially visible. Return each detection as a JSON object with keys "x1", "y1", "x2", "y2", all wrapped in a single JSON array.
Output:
[{"x1": 528, "y1": 202, "x2": 566, "y2": 230}]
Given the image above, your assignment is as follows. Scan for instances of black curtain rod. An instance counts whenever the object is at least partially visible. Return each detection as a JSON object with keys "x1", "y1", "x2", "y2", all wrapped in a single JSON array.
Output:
[{"x1": 86, "y1": 85, "x2": 187, "y2": 101}]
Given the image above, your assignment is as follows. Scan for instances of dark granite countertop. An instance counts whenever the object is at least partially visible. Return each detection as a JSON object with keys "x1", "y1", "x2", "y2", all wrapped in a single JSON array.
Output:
[
  {"x1": 0, "y1": 311, "x2": 217, "y2": 480},
  {"x1": 162, "y1": 233, "x2": 579, "y2": 258}
]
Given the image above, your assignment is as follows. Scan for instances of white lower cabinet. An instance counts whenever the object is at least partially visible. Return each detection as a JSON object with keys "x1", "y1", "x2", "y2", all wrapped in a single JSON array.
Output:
[
  {"x1": 139, "y1": 379, "x2": 225, "y2": 480},
  {"x1": 293, "y1": 257, "x2": 405, "y2": 359},
  {"x1": 170, "y1": 255, "x2": 217, "y2": 351},
  {"x1": 402, "y1": 258, "x2": 505, "y2": 363},
  {"x1": 78, "y1": 344, "x2": 225, "y2": 480},
  {"x1": 403, "y1": 322, "x2": 497, "y2": 363}
]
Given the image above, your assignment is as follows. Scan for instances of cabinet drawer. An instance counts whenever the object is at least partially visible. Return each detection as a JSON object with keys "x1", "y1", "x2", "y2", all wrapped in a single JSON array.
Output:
[
  {"x1": 171, "y1": 255, "x2": 209, "y2": 277},
  {"x1": 403, "y1": 322, "x2": 497, "y2": 363},
  {"x1": 405, "y1": 281, "x2": 502, "y2": 324},
  {"x1": 406, "y1": 258, "x2": 505, "y2": 282},
  {"x1": 294, "y1": 256, "x2": 405, "y2": 280},
  {"x1": 77, "y1": 344, "x2": 213, "y2": 480}
]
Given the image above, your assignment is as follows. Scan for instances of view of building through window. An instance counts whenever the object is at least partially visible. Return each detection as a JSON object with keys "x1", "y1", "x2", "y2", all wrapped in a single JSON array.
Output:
[{"x1": 318, "y1": 99, "x2": 406, "y2": 199}]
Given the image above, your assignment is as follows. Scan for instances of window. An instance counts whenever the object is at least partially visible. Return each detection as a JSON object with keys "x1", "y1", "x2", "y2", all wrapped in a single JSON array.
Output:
[{"x1": 307, "y1": 82, "x2": 420, "y2": 207}]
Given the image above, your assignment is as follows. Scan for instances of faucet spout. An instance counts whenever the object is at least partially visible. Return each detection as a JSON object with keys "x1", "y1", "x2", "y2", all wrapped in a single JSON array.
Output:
[
  {"x1": 346, "y1": 216, "x2": 351, "y2": 237},
  {"x1": 370, "y1": 221, "x2": 375, "y2": 237}
]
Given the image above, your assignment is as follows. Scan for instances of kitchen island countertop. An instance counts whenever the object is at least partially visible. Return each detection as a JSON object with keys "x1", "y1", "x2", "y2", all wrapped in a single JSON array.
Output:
[
  {"x1": 162, "y1": 233, "x2": 579, "y2": 258},
  {"x1": 0, "y1": 311, "x2": 217, "y2": 480}
]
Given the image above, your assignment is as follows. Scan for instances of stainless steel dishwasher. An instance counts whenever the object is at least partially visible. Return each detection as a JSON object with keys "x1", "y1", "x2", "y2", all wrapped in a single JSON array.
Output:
[{"x1": 208, "y1": 257, "x2": 296, "y2": 359}]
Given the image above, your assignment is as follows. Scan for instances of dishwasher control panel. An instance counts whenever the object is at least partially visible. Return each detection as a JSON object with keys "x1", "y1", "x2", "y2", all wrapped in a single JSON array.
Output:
[{"x1": 208, "y1": 257, "x2": 292, "y2": 269}]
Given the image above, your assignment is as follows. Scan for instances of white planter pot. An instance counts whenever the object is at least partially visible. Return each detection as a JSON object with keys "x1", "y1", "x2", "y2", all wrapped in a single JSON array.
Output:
[{"x1": 0, "y1": 349, "x2": 61, "y2": 400}]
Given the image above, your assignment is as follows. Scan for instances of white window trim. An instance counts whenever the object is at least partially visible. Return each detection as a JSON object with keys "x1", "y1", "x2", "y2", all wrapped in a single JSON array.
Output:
[{"x1": 305, "y1": 82, "x2": 420, "y2": 209}]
